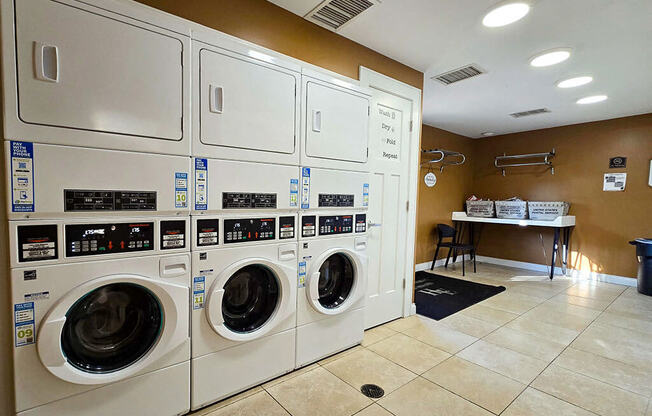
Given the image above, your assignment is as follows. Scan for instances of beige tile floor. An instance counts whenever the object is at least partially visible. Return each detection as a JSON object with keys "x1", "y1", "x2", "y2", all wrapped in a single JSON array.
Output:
[{"x1": 190, "y1": 263, "x2": 652, "y2": 416}]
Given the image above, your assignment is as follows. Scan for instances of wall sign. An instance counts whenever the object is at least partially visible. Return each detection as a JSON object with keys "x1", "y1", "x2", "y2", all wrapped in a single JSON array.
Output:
[
  {"x1": 603, "y1": 173, "x2": 627, "y2": 192},
  {"x1": 609, "y1": 156, "x2": 627, "y2": 169},
  {"x1": 377, "y1": 104, "x2": 402, "y2": 162},
  {"x1": 424, "y1": 172, "x2": 437, "y2": 188}
]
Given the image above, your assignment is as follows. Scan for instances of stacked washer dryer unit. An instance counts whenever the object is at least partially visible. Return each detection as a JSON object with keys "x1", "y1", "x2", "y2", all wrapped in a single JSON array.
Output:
[
  {"x1": 189, "y1": 30, "x2": 301, "y2": 410},
  {"x1": 296, "y1": 69, "x2": 372, "y2": 367},
  {"x1": 2, "y1": 1, "x2": 192, "y2": 415}
]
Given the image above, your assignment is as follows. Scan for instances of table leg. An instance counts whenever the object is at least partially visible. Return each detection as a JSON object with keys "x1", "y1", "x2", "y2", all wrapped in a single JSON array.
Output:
[
  {"x1": 453, "y1": 222, "x2": 463, "y2": 263},
  {"x1": 561, "y1": 227, "x2": 571, "y2": 276},
  {"x1": 550, "y1": 228, "x2": 560, "y2": 280},
  {"x1": 468, "y1": 223, "x2": 474, "y2": 260}
]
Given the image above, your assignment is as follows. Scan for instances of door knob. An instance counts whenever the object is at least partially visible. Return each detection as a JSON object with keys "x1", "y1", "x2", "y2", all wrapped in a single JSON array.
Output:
[{"x1": 367, "y1": 221, "x2": 382, "y2": 228}]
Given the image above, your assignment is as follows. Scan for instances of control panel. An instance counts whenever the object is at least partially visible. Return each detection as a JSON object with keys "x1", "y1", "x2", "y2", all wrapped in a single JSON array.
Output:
[
  {"x1": 65, "y1": 190, "x2": 156, "y2": 211},
  {"x1": 318, "y1": 194, "x2": 354, "y2": 207},
  {"x1": 224, "y1": 218, "x2": 275, "y2": 244},
  {"x1": 355, "y1": 214, "x2": 367, "y2": 233},
  {"x1": 65, "y1": 222, "x2": 154, "y2": 257},
  {"x1": 319, "y1": 215, "x2": 353, "y2": 235},
  {"x1": 160, "y1": 220, "x2": 186, "y2": 250},
  {"x1": 223, "y1": 193, "x2": 277, "y2": 209},
  {"x1": 17, "y1": 224, "x2": 58, "y2": 262},
  {"x1": 197, "y1": 219, "x2": 219, "y2": 247},
  {"x1": 301, "y1": 215, "x2": 316, "y2": 238},
  {"x1": 279, "y1": 216, "x2": 295, "y2": 239}
]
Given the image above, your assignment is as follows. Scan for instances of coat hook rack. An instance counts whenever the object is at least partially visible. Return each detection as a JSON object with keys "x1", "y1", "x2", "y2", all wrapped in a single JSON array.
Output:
[
  {"x1": 495, "y1": 148, "x2": 556, "y2": 176},
  {"x1": 420, "y1": 149, "x2": 466, "y2": 172}
]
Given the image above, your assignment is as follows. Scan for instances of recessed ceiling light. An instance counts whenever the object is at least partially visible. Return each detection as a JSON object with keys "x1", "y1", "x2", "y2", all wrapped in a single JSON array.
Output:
[
  {"x1": 577, "y1": 95, "x2": 607, "y2": 104},
  {"x1": 481, "y1": 132, "x2": 496, "y2": 136},
  {"x1": 530, "y1": 48, "x2": 571, "y2": 67},
  {"x1": 483, "y1": 2, "x2": 530, "y2": 27},
  {"x1": 557, "y1": 76, "x2": 593, "y2": 88}
]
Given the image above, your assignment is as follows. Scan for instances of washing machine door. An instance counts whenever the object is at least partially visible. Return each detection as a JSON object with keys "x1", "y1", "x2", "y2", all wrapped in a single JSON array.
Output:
[
  {"x1": 206, "y1": 258, "x2": 296, "y2": 342},
  {"x1": 37, "y1": 275, "x2": 188, "y2": 385},
  {"x1": 307, "y1": 248, "x2": 366, "y2": 315}
]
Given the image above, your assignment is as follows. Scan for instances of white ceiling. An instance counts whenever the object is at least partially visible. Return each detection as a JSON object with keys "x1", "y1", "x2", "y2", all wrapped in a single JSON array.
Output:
[{"x1": 269, "y1": 0, "x2": 652, "y2": 138}]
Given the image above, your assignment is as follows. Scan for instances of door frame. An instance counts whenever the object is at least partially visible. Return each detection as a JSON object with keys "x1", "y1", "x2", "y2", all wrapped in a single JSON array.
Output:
[{"x1": 359, "y1": 67, "x2": 421, "y2": 318}]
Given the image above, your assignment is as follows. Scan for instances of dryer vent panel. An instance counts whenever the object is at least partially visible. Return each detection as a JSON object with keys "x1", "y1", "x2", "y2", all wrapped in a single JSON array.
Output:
[
  {"x1": 431, "y1": 64, "x2": 485, "y2": 85},
  {"x1": 305, "y1": 0, "x2": 379, "y2": 31},
  {"x1": 509, "y1": 108, "x2": 551, "y2": 118}
]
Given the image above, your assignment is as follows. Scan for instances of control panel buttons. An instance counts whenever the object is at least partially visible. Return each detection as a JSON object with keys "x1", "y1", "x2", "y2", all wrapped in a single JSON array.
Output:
[
  {"x1": 224, "y1": 218, "x2": 276, "y2": 244},
  {"x1": 318, "y1": 215, "x2": 353, "y2": 236},
  {"x1": 197, "y1": 219, "x2": 219, "y2": 247},
  {"x1": 279, "y1": 216, "x2": 295, "y2": 239},
  {"x1": 65, "y1": 222, "x2": 154, "y2": 257},
  {"x1": 161, "y1": 221, "x2": 186, "y2": 250},
  {"x1": 355, "y1": 214, "x2": 367, "y2": 233},
  {"x1": 318, "y1": 194, "x2": 355, "y2": 207}
]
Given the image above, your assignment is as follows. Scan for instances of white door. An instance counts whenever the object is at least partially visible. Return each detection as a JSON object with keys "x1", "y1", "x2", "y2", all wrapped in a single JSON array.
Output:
[
  {"x1": 304, "y1": 81, "x2": 369, "y2": 163},
  {"x1": 199, "y1": 48, "x2": 298, "y2": 155},
  {"x1": 15, "y1": 0, "x2": 183, "y2": 141},
  {"x1": 364, "y1": 91, "x2": 413, "y2": 329}
]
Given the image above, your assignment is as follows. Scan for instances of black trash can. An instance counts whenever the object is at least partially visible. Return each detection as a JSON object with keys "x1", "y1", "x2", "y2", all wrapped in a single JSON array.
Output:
[{"x1": 630, "y1": 238, "x2": 652, "y2": 296}]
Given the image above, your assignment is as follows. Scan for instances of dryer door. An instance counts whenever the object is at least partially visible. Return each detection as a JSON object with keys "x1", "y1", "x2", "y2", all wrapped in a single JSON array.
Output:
[
  {"x1": 37, "y1": 275, "x2": 188, "y2": 385},
  {"x1": 307, "y1": 248, "x2": 366, "y2": 316},
  {"x1": 206, "y1": 258, "x2": 295, "y2": 342}
]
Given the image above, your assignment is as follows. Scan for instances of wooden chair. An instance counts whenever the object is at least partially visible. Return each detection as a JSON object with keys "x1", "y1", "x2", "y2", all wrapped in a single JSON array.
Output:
[{"x1": 430, "y1": 223, "x2": 476, "y2": 276}]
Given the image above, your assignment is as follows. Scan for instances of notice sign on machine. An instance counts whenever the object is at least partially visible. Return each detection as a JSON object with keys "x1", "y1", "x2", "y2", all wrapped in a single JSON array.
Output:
[
  {"x1": 193, "y1": 276, "x2": 205, "y2": 310},
  {"x1": 377, "y1": 104, "x2": 402, "y2": 162},
  {"x1": 14, "y1": 302, "x2": 35, "y2": 347},
  {"x1": 603, "y1": 173, "x2": 627, "y2": 191},
  {"x1": 10, "y1": 141, "x2": 35, "y2": 212}
]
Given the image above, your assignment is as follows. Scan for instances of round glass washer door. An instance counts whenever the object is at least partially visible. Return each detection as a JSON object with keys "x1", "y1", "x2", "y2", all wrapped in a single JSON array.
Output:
[
  {"x1": 317, "y1": 253, "x2": 355, "y2": 309},
  {"x1": 60, "y1": 283, "x2": 162, "y2": 374},
  {"x1": 221, "y1": 264, "x2": 280, "y2": 333}
]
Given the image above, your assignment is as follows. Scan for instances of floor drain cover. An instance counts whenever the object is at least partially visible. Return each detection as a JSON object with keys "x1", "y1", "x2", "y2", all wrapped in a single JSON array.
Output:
[{"x1": 361, "y1": 384, "x2": 385, "y2": 398}]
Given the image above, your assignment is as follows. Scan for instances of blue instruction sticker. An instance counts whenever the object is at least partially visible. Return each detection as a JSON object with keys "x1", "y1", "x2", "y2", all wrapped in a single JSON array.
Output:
[
  {"x1": 14, "y1": 302, "x2": 35, "y2": 347},
  {"x1": 290, "y1": 178, "x2": 298, "y2": 207},
  {"x1": 363, "y1": 183, "x2": 369, "y2": 207},
  {"x1": 298, "y1": 261, "x2": 307, "y2": 288},
  {"x1": 175, "y1": 172, "x2": 188, "y2": 208},
  {"x1": 194, "y1": 159, "x2": 208, "y2": 211},
  {"x1": 10, "y1": 141, "x2": 35, "y2": 212},
  {"x1": 301, "y1": 168, "x2": 311, "y2": 209},
  {"x1": 193, "y1": 276, "x2": 206, "y2": 310}
]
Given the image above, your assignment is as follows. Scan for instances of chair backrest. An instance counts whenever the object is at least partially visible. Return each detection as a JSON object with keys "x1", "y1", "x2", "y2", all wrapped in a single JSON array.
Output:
[{"x1": 436, "y1": 223, "x2": 456, "y2": 242}]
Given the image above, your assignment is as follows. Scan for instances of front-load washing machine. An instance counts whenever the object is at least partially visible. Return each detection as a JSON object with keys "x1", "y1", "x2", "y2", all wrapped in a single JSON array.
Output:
[
  {"x1": 9, "y1": 216, "x2": 191, "y2": 416},
  {"x1": 5, "y1": 141, "x2": 191, "y2": 220},
  {"x1": 296, "y1": 210, "x2": 368, "y2": 368},
  {"x1": 190, "y1": 213, "x2": 297, "y2": 410}
]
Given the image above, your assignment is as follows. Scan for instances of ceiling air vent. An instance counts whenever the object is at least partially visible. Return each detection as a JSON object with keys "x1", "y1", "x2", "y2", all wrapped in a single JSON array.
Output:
[
  {"x1": 509, "y1": 108, "x2": 551, "y2": 118},
  {"x1": 305, "y1": 0, "x2": 378, "y2": 31},
  {"x1": 432, "y1": 64, "x2": 485, "y2": 85}
]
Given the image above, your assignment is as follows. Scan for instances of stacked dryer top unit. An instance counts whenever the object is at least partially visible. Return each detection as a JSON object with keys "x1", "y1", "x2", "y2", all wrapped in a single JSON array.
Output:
[
  {"x1": 189, "y1": 163, "x2": 298, "y2": 410},
  {"x1": 1, "y1": 0, "x2": 191, "y2": 156},
  {"x1": 300, "y1": 69, "x2": 371, "y2": 172},
  {"x1": 296, "y1": 168, "x2": 369, "y2": 368},
  {"x1": 191, "y1": 30, "x2": 301, "y2": 166},
  {"x1": 9, "y1": 215, "x2": 191, "y2": 416}
]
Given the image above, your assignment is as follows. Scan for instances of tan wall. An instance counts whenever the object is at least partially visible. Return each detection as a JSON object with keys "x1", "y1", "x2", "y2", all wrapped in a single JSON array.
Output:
[
  {"x1": 416, "y1": 125, "x2": 476, "y2": 265},
  {"x1": 472, "y1": 113, "x2": 652, "y2": 279},
  {"x1": 134, "y1": 0, "x2": 423, "y2": 89}
]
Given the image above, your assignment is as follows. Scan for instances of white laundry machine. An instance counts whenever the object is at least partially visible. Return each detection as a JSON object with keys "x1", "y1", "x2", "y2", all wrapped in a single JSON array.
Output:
[
  {"x1": 300, "y1": 69, "x2": 371, "y2": 172},
  {"x1": 192, "y1": 158, "x2": 299, "y2": 215},
  {"x1": 296, "y1": 210, "x2": 368, "y2": 368},
  {"x1": 192, "y1": 29, "x2": 300, "y2": 165},
  {"x1": 9, "y1": 216, "x2": 191, "y2": 416},
  {"x1": 190, "y1": 213, "x2": 297, "y2": 410},
  {"x1": 0, "y1": 0, "x2": 191, "y2": 156},
  {"x1": 299, "y1": 166, "x2": 370, "y2": 211},
  {"x1": 4, "y1": 141, "x2": 191, "y2": 220}
]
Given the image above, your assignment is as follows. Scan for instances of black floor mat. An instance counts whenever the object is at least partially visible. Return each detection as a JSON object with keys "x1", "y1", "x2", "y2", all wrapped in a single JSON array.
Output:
[{"x1": 414, "y1": 271, "x2": 506, "y2": 321}]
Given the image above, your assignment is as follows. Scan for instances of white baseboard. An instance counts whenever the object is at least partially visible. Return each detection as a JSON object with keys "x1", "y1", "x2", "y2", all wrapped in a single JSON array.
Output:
[
  {"x1": 415, "y1": 256, "x2": 463, "y2": 272},
  {"x1": 475, "y1": 255, "x2": 636, "y2": 287}
]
